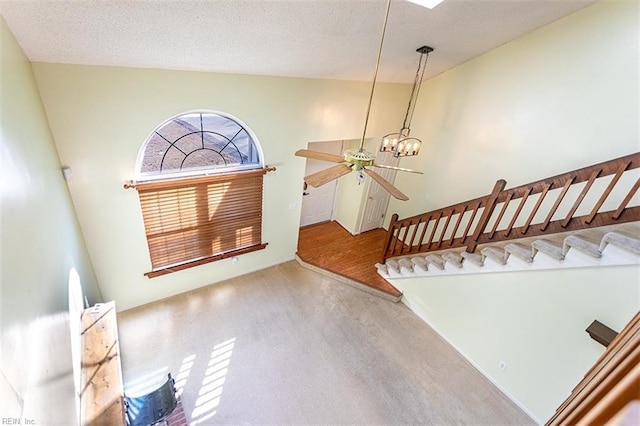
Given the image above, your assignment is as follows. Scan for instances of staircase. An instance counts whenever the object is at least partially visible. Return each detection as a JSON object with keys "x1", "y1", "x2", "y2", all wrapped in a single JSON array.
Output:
[
  {"x1": 377, "y1": 152, "x2": 640, "y2": 280},
  {"x1": 372, "y1": 153, "x2": 640, "y2": 424},
  {"x1": 376, "y1": 224, "x2": 640, "y2": 279}
]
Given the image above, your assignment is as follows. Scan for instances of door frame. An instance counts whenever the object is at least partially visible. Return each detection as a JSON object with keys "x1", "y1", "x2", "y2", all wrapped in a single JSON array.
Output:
[
  {"x1": 299, "y1": 140, "x2": 343, "y2": 227},
  {"x1": 357, "y1": 151, "x2": 399, "y2": 233}
]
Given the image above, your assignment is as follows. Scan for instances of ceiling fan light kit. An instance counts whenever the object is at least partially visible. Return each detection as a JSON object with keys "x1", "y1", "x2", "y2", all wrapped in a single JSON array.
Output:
[{"x1": 380, "y1": 45, "x2": 433, "y2": 158}]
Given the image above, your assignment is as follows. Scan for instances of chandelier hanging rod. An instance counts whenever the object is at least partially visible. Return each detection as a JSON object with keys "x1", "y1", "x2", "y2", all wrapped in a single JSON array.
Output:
[
  {"x1": 380, "y1": 43, "x2": 434, "y2": 157},
  {"x1": 402, "y1": 45, "x2": 433, "y2": 132}
]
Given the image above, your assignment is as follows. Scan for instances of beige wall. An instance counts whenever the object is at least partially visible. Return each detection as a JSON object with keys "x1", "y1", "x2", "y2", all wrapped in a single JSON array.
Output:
[
  {"x1": 387, "y1": 0, "x2": 639, "y2": 220},
  {"x1": 334, "y1": 138, "x2": 371, "y2": 234},
  {"x1": 391, "y1": 265, "x2": 640, "y2": 422},
  {"x1": 385, "y1": 0, "x2": 640, "y2": 422},
  {"x1": 5, "y1": 0, "x2": 639, "y2": 421},
  {"x1": 32, "y1": 62, "x2": 408, "y2": 310},
  {"x1": 1, "y1": 17, "x2": 100, "y2": 424}
]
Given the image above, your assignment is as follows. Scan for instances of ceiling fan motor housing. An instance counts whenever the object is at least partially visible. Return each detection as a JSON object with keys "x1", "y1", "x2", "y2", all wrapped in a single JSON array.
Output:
[{"x1": 344, "y1": 149, "x2": 375, "y2": 168}]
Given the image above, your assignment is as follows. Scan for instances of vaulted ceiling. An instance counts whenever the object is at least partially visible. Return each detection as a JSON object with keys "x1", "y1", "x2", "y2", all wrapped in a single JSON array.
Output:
[{"x1": 1, "y1": 0, "x2": 599, "y2": 83}]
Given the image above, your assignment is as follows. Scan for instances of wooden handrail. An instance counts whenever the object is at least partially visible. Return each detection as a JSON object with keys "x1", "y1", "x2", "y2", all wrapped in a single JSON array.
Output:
[
  {"x1": 545, "y1": 311, "x2": 640, "y2": 426},
  {"x1": 468, "y1": 179, "x2": 506, "y2": 253},
  {"x1": 381, "y1": 152, "x2": 640, "y2": 262}
]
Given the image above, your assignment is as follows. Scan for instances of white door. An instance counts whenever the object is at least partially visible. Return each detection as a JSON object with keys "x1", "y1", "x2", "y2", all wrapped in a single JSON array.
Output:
[
  {"x1": 359, "y1": 151, "x2": 399, "y2": 233},
  {"x1": 300, "y1": 141, "x2": 343, "y2": 227}
]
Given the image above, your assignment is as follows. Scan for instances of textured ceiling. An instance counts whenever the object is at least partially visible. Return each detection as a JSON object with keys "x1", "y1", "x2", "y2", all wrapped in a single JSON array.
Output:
[{"x1": 0, "y1": 0, "x2": 599, "y2": 83}]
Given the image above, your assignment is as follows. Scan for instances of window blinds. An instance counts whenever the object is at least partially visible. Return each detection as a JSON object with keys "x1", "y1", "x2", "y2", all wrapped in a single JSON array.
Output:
[{"x1": 135, "y1": 168, "x2": 268, "y2": 277}]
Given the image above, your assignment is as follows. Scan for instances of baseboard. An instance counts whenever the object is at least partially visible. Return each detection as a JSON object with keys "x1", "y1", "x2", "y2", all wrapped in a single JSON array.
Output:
[
  {"x1": 400, "y1": 296, "x2": 542, "y2": 425},
  {"x1": 119, "y1": 256, "x2": 297, "y2": 313},
  {"x1": 334, "y1": 218, "x2": 359, "y2": 235},
  {"x1": 299, "y1": 220, "x2": 331, "y2": 230},
  {"x1": 295, "y1": 254, "x2": 401, "y2": 302}
]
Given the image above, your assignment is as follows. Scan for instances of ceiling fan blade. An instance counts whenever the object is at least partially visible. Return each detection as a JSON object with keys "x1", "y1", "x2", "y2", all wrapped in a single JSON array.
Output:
[
  {"x1": 295, "y1": 149, "x2": 345, "y2": 163},
  {"x1": 363, "y1": 168, "x2": 409, "y2": 201},
  {"x1": 373, "y1": 163, "x2": 424, "y2": 174},
  {"x1": 305, "y1": 164, "x2": 353, "y2": 187}
]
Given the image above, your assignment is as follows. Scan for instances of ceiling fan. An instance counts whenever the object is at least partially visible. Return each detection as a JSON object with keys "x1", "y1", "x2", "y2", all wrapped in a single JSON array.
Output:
[
  {"x1": 295, "y1": 0, "x2": 423, "y2": 202},
  {"x1": 294, "y1": 148, "x2": 421, "y2": 201}
]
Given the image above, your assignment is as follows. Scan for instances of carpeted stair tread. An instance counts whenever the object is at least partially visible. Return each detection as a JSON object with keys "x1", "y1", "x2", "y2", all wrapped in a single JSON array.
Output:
[
  {"x1": 375, "y1": 263, "x2": 389, "y2": 277},
  {"x1": 481, "y1": 246, "x2": 507, "y2": 265},
  {"x1": 377, "y1": 229, "x2": 637, "y2": 279},
  {"x1": 504, "y1": 243, "x2": 533, "y2": 263},
  {"x1": 532, "y1": 239, "x2": 565, "y2": 261},
  {"x1": 599, "y1": 231, "x2": 640, "y2": 255},
  {"x1": 385, "y1": 259, "x2": 400, "y2": 273},
  {"x1": 461, "y1": 251, "x2": 483, "y2": 266},
  {"x1": 442, "y1": 251, "x2": 463, "y2": 268},
  {"x1": 398, "y1": 258, "x2": 414, "y2": 273},
  {"x1": 425, "y1": 254, "x2": 445, "y2": 270},
  {"x1": 411, "y1": 257, "x2": 429, "y2": 272},
  {"x1": 563, "y1": 235, "x2": 601, "y2": 258}
]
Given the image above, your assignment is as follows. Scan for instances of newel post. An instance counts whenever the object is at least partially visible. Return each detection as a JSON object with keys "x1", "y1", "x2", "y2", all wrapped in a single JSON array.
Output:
[
  {"x1": 380, "y1": 213, "x2": 400, "y2": 263},
  {"x1": 466, "y1": 179, "x2": 507, "y2": 253}
]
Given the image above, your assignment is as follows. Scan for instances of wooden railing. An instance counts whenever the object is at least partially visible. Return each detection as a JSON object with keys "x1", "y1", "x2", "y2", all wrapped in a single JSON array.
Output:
[
  {"x1": 545, "y1": 310, "x2": 640, "y2": 425},
  {"x1": 382, "y1": 152, "x2": 640, "y2": 262}
]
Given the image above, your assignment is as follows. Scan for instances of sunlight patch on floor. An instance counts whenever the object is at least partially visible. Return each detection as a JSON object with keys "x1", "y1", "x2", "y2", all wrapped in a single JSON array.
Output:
[
  {"x1": 174, "y1": 354, "x2": 196, "y2": 396},
  {"x1": 190, "y1": 338, "x2": 235, "y2": 425}
]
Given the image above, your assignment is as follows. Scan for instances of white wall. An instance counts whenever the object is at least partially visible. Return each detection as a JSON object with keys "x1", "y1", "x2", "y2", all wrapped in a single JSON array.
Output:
[
  {"x1": 31, "y1": 63, "x2": 408, "y2": 310},
  {"x1": 382, "y1": 0, "x2": 640, "y2": 422},
  {"x1": 1, "y1": 17, "x2": 100, "y2": 424}
]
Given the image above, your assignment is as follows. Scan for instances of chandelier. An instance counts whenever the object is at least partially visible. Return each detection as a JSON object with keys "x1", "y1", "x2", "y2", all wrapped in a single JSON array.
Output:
[{"x1": 380, "y1": 45, "x2": 433, "y2": 157}]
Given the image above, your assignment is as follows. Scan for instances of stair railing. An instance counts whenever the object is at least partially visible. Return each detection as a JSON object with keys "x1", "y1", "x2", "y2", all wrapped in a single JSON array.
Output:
[
  {"x1": 381, "y1": 152, "x2": 640, "y2": 262},
  {"x1": 545, "y1": 310, "x2": 640, "y2": 425}
]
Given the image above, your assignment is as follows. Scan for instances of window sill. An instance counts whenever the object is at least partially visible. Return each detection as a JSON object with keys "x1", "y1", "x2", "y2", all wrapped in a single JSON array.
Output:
[{"x1": 144, "y1": 243, "x2": 268, "y2": 278}]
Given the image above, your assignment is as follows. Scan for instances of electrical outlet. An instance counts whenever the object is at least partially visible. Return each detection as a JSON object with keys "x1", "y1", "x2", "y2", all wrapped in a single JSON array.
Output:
[
  {"x1": 62, "y1": 166, "x2": 73, "y2": 181},
  {"x1": 288, "y1": 202, "x2": 298, "y2": 210},
  {"x1": 498, "y1": 361, "x2": 508, "y2": 371}
]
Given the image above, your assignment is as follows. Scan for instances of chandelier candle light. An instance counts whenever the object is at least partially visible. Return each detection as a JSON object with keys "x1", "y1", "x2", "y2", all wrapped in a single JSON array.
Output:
[{"x1": 381, "y1": 45, "x2": 433, "y2": 157}]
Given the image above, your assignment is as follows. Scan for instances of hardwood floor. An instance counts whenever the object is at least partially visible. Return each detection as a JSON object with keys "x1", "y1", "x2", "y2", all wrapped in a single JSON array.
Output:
[{"x1": 296, "y1": 221, "x2": 402, "y2": 298}]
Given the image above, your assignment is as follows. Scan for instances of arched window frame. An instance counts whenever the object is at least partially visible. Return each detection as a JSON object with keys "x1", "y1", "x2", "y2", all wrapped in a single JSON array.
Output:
[
  {"x1": 135, "y1": 109, "x2": 266, "y2": 182},
  {"x1": 128, "y1": 110, "x2": 273, "y2": 278}
]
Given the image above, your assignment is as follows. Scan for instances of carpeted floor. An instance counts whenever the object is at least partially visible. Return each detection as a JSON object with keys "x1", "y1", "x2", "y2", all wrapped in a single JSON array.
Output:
[{"x1": 118, "y1": 261, "x2": 534, "y2": 425}]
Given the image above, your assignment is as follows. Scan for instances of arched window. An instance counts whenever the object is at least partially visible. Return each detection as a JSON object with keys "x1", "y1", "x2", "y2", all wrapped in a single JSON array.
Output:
[
  {"x1": 129, "y1": 111, "x2": 272, "y2": 277},
  {"x1": 136, "y1": 111, "x2": 263, "y2": 179}
]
